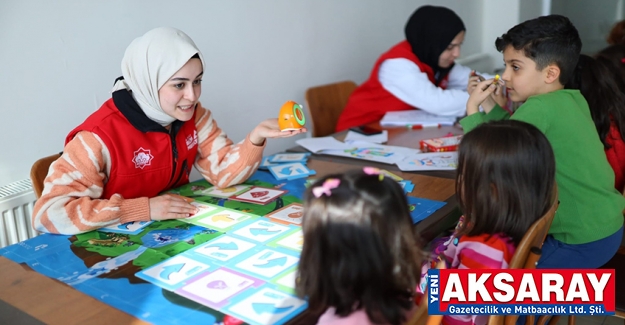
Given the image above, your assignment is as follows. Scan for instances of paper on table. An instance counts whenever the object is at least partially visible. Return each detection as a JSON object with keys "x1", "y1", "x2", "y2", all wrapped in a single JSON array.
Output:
[
  {"x1": 343, "y1": 130, "x2": 388, "y2": 144},
  {"x1": 319, "y1": 140, "x2": 420, "y2": 165},
  {"x1": 396, "y1": 152, "x2": 458, "y2": 171},
  {"x1": 380, "y1": 110, "x2": 456, "y2": 127},
  {"x1": 295, "y1": 136, "x2": 353, "y2": 153}
]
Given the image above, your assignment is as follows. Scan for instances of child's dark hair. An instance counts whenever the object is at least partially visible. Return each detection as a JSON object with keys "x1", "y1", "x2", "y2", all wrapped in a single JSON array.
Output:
[
  {"x1": 297, "y1": 169, "x2": 422, "y2": 325},
  {"x1": 597, "y1": 44, "x2": 625, "y2": 78},
  {"x1": 565, "y1": 53, "x2": 625, "y2": 149},
  {"x1": 456, "y1": 120, "x2": 556, "y2": 246},
  {"x1": 495, "y1": 15, "x2": 581, "y2": 85},
  {"x1": 607, "y1": 20, "x2": 625, "y2": 46}
]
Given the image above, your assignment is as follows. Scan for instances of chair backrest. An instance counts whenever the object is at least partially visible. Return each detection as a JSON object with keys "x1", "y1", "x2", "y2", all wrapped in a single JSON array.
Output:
[
  {"x1": 30, "y1": 153, "x2": 62, "y2": 198},
  {"x1": 406, "y1": 261, "x2": 445, "y2": 325},
  {"x1": 507, "y1": 185, "x2": 559, "y2": 270},
  {"x1": 488, "y1": 185, "x2": 559, "y2": 325},
  {"x1": 406, "y1": 297, "x2": 443, "y2": 325},
  {"x1": 304, "y1": 81, "x2": 357, "y2": 137}
]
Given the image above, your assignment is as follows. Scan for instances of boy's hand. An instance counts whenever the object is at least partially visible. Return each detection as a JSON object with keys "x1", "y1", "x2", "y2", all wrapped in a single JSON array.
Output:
[
  {"x1": 490, "y1": 83, "x2": 507, "y2": 110},
  {"x1": 466, "y1": 79, "x2": 498, "y2": 115},
  {"x1": 467, "y1": 70, "x2": 485, "y2": 95}
]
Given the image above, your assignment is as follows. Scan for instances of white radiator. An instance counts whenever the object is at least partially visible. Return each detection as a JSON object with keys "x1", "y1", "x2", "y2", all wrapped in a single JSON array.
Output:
[{"x1": 0, "y1": 179, "x2": 39, "y2": 248}]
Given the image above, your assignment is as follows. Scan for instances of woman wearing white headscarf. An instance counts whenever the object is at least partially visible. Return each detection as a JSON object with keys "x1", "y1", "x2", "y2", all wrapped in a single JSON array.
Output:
[{"x1": 32, "y1": 27, "x2": 305, "y2": 235}]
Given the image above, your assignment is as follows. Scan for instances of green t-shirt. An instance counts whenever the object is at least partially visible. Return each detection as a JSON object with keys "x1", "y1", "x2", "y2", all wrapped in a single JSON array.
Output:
[{"x1": 460, "y1": 89, "x2": 624, "y2": 244}]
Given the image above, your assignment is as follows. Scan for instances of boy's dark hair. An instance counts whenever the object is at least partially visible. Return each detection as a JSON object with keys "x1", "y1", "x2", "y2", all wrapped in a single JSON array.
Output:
[
  {"x1": 566, "y1": 53, "x2": 625, "y2": 149},
  {"x1": 456, "y1": 120, "x2": 556, "y2": 245},
  {"x1": 495, "y1": 15, "x2": 581, "y2": 85},
  {"x1": 297, "y1": 169, "x2": 422, "y2": 325}
]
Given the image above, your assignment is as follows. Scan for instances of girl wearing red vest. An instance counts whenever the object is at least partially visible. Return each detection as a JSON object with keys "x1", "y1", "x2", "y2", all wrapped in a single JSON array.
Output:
[
  {"x1": 32, "y1": 27, "x2": 305, "y2": 235},
  {"x1": 566, "y1": 51, "x2": 625, "y2": 192},
  {"x1": 337, "y1": 6, "x2": 487, "y2": 132}
]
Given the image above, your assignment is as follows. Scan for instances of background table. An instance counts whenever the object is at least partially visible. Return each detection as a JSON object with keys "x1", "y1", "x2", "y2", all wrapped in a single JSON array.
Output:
[{"x1": 288, "y1": 123, "x2": 463, "y2": 179}]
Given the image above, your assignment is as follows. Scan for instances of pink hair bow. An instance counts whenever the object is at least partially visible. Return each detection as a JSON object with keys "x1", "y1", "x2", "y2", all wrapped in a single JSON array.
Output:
[
  {"x1": 363, "y1": 166, "x2": 384, "y2": 181},
  {"x1": 312, "y1": 178, "x2": 340, "y2": 198}
]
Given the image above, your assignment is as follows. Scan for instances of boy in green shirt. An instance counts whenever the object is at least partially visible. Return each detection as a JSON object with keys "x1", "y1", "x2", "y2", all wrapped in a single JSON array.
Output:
[{"x1": 460, "y1": 15, "x2": 624, "y2": 268}]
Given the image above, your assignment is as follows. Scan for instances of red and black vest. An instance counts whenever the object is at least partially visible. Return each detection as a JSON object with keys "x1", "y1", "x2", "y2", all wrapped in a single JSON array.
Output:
[
  {"x1": 66, "y1": 90, "x2": 198, "y2": 199},
  {"x1": 335, "y1": 41, "x2": 450, "y2": 132}
]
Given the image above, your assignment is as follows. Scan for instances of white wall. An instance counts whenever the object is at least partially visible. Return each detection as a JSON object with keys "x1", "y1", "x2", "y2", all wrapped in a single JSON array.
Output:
[
  {"x1": 519, "y1": 0, "x2": 546, "y2": 23},
  {"x1": 551, "y1": 0, "x2": 624, "y2": 54},
  {"x1": 480, "y1": 0, "x2": 525, "y2": 73},
  {"x1": 0, "y1": 0, "x2": 487, "y2": 186}
]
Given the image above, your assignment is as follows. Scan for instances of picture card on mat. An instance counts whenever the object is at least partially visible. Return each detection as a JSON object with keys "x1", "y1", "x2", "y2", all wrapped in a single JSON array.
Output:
[
  {"x1": 135, "y1": 255, "x2": 214, "y2": 291},
  {"x1": 260, "y1": 156, "x2": 281, "y2": 170},
  {"x1": 198, "y1": 184, "x2": 252, "y2": 198},
  {"x1": 230, "y1": 187, "x2": 288, "y2": 205},
  {"x1": 267, "y1": 163, "x2": 315, "y2": 180},
  {"x1": 99, "y1": 221, "x2": 153, "y2": 235},
  {"x1": 189, "y1": 209, "x2": 255, "y2": 231},
  {"x1": 226, "y1": 285, "x2": 308, "y2": 325},
  {"x1": 265, "y1": 203, "x2": 304, "y2": 225},
  {"x1": 267, "y1": 153, "x2": 310, "y2": 163},
  {"x1": 176, "y1": 268, "x2": 264, "y2": 309}
]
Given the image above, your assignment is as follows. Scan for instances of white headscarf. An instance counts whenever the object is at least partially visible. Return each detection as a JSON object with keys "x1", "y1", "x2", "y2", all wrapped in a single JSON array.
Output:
[{"x1": 112, "y1": 27, "x2": 206, "y2": 127}]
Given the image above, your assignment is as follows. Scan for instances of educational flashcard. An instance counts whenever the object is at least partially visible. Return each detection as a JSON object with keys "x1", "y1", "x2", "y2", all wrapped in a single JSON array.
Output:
[
  {"x1": 189, "y1": 209, "x2": 255, "y2": 231},
  {"x1": 230, "y1": 187, "x2": 288, "y2": 205},
  {"x1": 198, "y1": 184, "x2": 252, "y2": 198},
  {"x1": 407, "y1": 196, "x2": 447, "y2": 224},
  {"x1": 272, "y1": 268, "x2": 298, "y2": 292},
  {"x1": 177, "y1": 268, "x2": 263, "y2": 308},
  {"x1": 189, "y1": 235, "x2": 257, "y2": 263},
  {"x1": 136, "y1": 255, "x2": 214, "y2": 291},
  {"x1": 231, "y1": 219, "x2": 293, "y2": 244},
  {"x1": 189, "y1": 184, "x2": 211, "y2": 194},
  {"x1": 267, "y1": 153, "x2": 310, "y2": 163},
  {"x1": 187, "y1": 202, "x2": 220, "y2": 220},
  {"x1": 267, "y1": 163, "x2": 315, "y2": 181},
  {"x1": 265, "y1": 203, "x2": 304, "y2": 225},
  {"x1": 99, "y1": 221, "x2": 153, "y2": 235},
  {"x1": 398, "y1": 180, "x2": 415, "y2": 193},
  {"x1": 273, "y1": 229, "x2": 304, "y2": 251},
  {"x1": 396, "y1": 152, "x2": 458, "y2": 171},
  {"x1": 234, "y1": 249, "x2": 299, "y2": 279},
  {"x1": 260, "y1": 157, "x2": 281, "y2": 170},
  {"x1": 227, "y1": 285, "x2": 308, "y2": 325},
  {"x1": 304, "y1": 178, "x2": 317, "y2": 188}
]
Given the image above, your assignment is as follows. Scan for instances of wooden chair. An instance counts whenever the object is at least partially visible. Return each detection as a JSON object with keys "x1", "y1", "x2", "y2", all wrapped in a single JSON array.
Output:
[
  {"x1": 488, "y1": 186, "x2": 561, "y2": 325},
  {"x1": 598, "y1": 187, "x2": 625, "y2": 321},
  {"x1": 406, "y1": 298, "x2": 444, "y2": 325},
  {"x1": 30, "y1": 153, "x2": 62, "y2": 198},
  {"x1": 304, "y1": 80, "x2": 357, "y2": 137},
  {"x1": 407, "y1": 261, "x2": 445, "y2": 325}
]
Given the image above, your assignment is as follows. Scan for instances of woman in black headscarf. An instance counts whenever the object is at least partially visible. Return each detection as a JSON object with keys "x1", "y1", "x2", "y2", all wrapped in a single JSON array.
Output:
[{"x1": 336, "y1": 5, "x2": 491, "y2": 131}]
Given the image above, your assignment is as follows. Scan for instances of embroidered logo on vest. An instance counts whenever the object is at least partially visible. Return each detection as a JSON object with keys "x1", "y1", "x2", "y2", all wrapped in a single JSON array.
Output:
[
  {"x1": 439, "y1": 78, "x2": 449, "y2": 89},
  {"x1": 186, "y1": 130, "x2": 198, "y2": 150},
  {"x1": 132, "y1": 147, "x2": 154, "y2": 169}
]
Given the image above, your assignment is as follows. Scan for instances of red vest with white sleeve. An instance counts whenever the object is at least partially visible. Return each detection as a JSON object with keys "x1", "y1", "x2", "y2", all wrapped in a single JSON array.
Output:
[{"x1": 335, "y1": 41, "x2": 449, "y2": 132}]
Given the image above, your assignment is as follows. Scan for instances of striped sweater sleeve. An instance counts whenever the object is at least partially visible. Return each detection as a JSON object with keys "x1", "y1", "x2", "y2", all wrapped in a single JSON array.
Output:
[
  {"x1": 193, "y1": 104, "x2": 265, "y2": 188},
  {"x1": 32, "y1": 131, "x2": 150, "y2": 235},
  {"x1": 441, "y1": 234, "x2": 516, "y2": 325}
]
